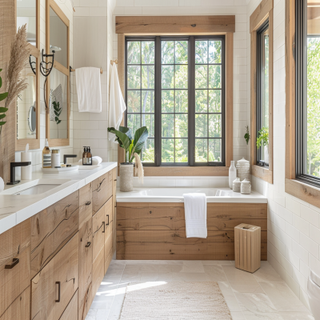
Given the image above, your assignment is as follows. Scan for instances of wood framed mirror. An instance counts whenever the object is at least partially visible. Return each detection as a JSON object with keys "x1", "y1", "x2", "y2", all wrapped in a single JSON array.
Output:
[
  {"x1": 16, "y1": 0, "x2": 41, "y2": 151},
  {"x1": 46, "y1": 0, "x2": 70, "y2": 147}
]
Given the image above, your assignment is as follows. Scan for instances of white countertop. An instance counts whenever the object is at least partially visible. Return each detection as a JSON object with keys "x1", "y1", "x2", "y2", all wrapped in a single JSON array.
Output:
[
  {"x1": 0, "y1": 162, "x2": 117, "y2": 235},
  {"x1": 116, "y1": 187, "x2": 267, "y2": 203}
]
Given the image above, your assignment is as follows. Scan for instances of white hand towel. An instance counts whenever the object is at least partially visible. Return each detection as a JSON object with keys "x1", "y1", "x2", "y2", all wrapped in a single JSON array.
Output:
[
  {"x1": 108, "y1": 64, "x2": 126, "y2": 142},
  {"x1": 92, "y1": 156, "x2": 102, "y2": 165},
  {"x1": 76, "y1": 67, "x2": 102, "y2": 113},
  {"x1": 183, "y1": 193, "x2": 207, "y2": 238}
]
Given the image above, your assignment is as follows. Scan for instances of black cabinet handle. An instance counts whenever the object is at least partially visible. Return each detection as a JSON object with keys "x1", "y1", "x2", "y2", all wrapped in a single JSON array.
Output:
[
  {"x1": 85, "y1": 201, "x2": 91, "y2": 206},
  {"x1": 55, "y1": 282, "x2": 61, "y2": 302},
  {"x1": 5, "y1": 258, "x2": 19, "y2": 269},
  {"x1": 85, "y1": 241, "x2": 91, "y2": 248},
  {"x1": 102, "y1": 222, "x2": 105, "y2": 233},
  {"x1": 106, "y1": 214, "x2": 109, "y2": 226}
]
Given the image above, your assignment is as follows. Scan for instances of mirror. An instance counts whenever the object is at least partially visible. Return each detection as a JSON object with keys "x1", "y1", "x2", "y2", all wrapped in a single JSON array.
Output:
[
  {"x1": 17, "y1": 56, "x2": 37, "y2": 140},
  {"x1": 46, "y1": 0, "x2": 70, "y2": 146},
  {"x1": 50, "y1": 7, "x2": 68, "y2": 68},
  {"x1": 17, "y1": 0, "x2": 37, "y2": 47},
  {"x1": 49, "y1": 68, "x2": 68, "y2": 139}
]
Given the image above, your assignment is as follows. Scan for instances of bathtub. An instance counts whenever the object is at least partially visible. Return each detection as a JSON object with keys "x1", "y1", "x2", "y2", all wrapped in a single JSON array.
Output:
[{"x1": 116, "y1": 187, "x2": 267, "y2": 203}]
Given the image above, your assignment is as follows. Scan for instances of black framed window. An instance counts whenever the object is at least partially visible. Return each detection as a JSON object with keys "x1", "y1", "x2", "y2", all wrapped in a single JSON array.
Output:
[
  {"x1": 296, "y1": 0, "x2": 320, "y2": 185},
  {"x1": 125, "y1": 36, "x2": 225, "y2": 166},
  {"x1": 256, "y1": 20, "x2": 270, "y2": 167}
]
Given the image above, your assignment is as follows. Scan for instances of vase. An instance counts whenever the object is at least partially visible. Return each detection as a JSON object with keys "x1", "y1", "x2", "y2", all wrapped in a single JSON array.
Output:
[
  {"x1": 229, "y1": 161, "x2": 237, "y2": 189},
  {"x1": 264, "y1": 145, "x2": 269, "y2": 165},
  {"x1": 120, "y1": 163, "x2": 134, "y2": 192}
]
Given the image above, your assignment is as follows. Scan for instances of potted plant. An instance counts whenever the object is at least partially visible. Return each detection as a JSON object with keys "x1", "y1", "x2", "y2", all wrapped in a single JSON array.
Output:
[
  {"x1": 256, "y1": 127, "x2": 269, "y2": 164},
  {"x1": 108, "y1": 125, "x2": 148, "y2": 192}
]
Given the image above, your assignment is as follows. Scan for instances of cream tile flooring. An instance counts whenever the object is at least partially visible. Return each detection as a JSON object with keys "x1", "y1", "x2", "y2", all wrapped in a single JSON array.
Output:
[{"x1": 86, "y1": 260, "x2": 314, "y2": 320}]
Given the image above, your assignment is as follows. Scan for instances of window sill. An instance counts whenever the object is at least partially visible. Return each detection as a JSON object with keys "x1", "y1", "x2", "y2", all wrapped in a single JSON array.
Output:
[
  {"x1": 252, "y1": 165, "x2": 273, "y2": 184},
  {"x1": 285, "y1": 178, "x2": 320, "y2": 209},
  {"x1": 143, "y1": 166, "x2": 229, "y2": 176}
]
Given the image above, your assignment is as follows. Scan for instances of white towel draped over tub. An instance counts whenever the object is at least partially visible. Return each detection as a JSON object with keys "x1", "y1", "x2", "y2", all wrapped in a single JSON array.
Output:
[
  {"x1": 109, "y1": 63, "x2": 126, "y2": 142},
  {"x1": 76, "y1": 67, "x2": 102, "y2": 113},
  {"x1": 183, "y1": 193, "x2": 207, "y2": 238}
]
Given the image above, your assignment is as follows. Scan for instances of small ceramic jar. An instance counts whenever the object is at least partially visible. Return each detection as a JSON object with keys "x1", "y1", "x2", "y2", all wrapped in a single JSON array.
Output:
[
  {"x1": 51, "y1": 149, "x2": 61, "y2": 168},
  {"x1": 236, "y1": 158, "x2": 250, "y2": 181},
  {"x1": 233, "y1": 178, "x2": 241, "y2": 192},
  {"x1": 241, "y1": 179, "x2": 251, "y2": 194}
]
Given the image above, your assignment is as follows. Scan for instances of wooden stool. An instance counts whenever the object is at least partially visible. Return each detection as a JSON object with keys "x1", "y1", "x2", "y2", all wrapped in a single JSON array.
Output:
[{"x1": 234, "y1": 223, "x2": 261, "y2": 273}]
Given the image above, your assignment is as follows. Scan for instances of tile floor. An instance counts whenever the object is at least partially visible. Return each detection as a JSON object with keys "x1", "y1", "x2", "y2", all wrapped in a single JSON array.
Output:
[{"x1": 86, "y1": 260, "x2": 314, "y2": 320}]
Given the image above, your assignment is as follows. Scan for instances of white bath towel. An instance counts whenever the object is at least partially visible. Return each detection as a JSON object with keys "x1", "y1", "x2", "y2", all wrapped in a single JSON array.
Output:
[
  {"x1": 183, "y1": 193, "x2": 207, "y2": 238},
  {"x1": 109, "y1": 64, "x2": 126, "y2": 142},
  {"x1": 76, "y1": 67, "x2": 102, "y2": 113},
  {"x1": 78, "y1": 156, "x2": 102, "y2": 166}
]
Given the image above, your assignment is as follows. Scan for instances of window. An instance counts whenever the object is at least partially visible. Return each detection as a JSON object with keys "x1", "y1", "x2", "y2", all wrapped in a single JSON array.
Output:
[
  {"x1": 295, "y1": 0, "x2": 320, "y2": 185},
  {"x1": 256, "y1": 20, "x2": 270, "y2": 167},
  {"x1": 125, "y1": 36, "x2": 225, "y2": 167}
]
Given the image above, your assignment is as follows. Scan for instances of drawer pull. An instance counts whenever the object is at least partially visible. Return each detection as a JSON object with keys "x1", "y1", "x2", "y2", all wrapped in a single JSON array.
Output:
[
  {"x1": 55, "y1": 281, "x2": 61, "y2": 303},
  {"x1": 85, "y1": 201, "x2": 91, "y2": 206},
  {"x1": 5, "y1": 258, "x2": 19, "y2": 269},
  {"x1": 106, "y1": 214, "x2": 110, "y2": 226},
  {"x1": 85, "y1": 241, "x2": 91, "y2": 248},
  {"x1": 102, "y1": 222, "x2": 106, "y2": 233}
]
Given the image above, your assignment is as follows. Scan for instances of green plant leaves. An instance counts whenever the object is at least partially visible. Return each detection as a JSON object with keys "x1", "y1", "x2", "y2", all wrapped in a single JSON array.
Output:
[
  {"x1": 256, "y1": 127, "x2": 269, "y2": 148},
  {"x1": 0, "y1": 114, "x2": 6, "y2": 120},
  {"x1": 0, "y1": 122, "x2": 6, "y2": 126},
  {"x1": 0, "y1": 92, "x2": 8, "y2": 102},
  {"x1": 129, "y1": 126, "x2": 148, "y2": 161},
  {"x1": 0, "y1": 107, "x2": 8, "y2": 113},
  {"x1": 108, "y1": 127, "x2": 132, "y2": 152}
]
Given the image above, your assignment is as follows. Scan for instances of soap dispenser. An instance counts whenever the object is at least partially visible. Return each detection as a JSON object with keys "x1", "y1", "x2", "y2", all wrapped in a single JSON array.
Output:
[{"x1": 43, "y1": 139, "x2": 51, "y2": 168}]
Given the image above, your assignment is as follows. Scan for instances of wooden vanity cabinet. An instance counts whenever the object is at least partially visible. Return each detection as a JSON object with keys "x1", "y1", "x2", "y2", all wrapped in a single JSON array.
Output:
[
  {"x1": 104, "y1": 197, "x2": 114, "y2": 273},
  {"x1": 92, "y1": 171, "x2": 113, "y2": 214},
  {"x1": 31, "y1": 233, "x2": 79, "y2": 320},
  {"x1": 0, "y1": 220, "x2": 30, "y2": 319},
  {"x1": 60, "y1": 290, "x2": 78, "y2": 320}
]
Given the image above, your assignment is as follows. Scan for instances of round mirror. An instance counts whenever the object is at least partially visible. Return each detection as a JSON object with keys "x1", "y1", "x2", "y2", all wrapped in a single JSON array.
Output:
[{"x1": 28, "y1": 104, "x2": 36, "y2": 133}]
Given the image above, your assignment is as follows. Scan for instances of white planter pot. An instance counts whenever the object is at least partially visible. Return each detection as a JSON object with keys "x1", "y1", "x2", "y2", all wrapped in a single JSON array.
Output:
[
  {"x1": 264, "y1": 145, "x2": 269, "y2": 165},
  {"x1": 120, "y1": 163, "x2": 134, "y2": 192}
]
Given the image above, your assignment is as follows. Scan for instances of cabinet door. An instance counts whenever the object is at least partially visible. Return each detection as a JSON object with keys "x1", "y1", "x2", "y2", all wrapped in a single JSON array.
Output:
[
  {"x1": 60, "y1": 290, "x2": 78, "y2": 320},
  {"x1": 79, "y1": 183, "x2": 92, "y2": 229},
  {"x1": 104, "y1": 198, "x2": 113, "y2": 273},
  {"x1": 92, "y1": 172, "x2": 113, "y2": 214},
  {"x1": 112, "y1": 168, "x2": 117, "y2": 255},
  {"x1": 31, "y1": 233, "x2": 79, "y2": 320},
  {"x1": 0, "y1": 287, "x2": 30, "y2": 320},
  {"x1": 0, "y1": 219, "x2": 30, "y2": 317},
  {"x1": 31, "y1": 191, "x2": 79, "y2": 278},
  {"x1": 78, "y1": 218, "x2": 93, "y2": 320},
  {"x1": 92, "y1": 206, "x2": 105, "y2": 297}
]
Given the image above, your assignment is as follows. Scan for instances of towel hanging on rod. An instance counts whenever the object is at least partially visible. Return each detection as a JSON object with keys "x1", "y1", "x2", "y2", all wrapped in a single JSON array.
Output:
[{"x1": 69, "y1": 66, "x2": 103, "y2": 74}]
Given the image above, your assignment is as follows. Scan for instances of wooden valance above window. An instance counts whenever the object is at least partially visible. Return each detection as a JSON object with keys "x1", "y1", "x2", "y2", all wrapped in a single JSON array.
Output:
[{"x1": 115, "y1": 15, "x2": 236, "y2": 34}]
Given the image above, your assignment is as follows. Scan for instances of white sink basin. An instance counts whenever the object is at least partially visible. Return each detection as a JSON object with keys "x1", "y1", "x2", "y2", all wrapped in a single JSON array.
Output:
[{"x1": 1, "y1": 179, "x2": 71, "y2": 195}]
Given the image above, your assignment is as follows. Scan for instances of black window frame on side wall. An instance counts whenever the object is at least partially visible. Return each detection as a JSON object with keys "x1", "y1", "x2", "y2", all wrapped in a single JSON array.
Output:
[
  {"x1": 256, "y1": 19, "x2": 270, "y2": 168},
  {"x1": 125, "y1": 35, "x2": 226, "y2": 167},
  {"x1": 295, "y1": 0, "x2": 320, "y2": 187}
]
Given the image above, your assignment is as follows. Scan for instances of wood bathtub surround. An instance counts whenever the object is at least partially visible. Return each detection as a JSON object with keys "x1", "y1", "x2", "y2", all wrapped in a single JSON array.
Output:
[{"x1": 116, "y1": 202, "x2": 267, "y2": 261}]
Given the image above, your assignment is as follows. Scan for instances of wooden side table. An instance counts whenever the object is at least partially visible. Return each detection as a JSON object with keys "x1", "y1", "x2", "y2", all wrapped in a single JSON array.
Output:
[{"x1": 234, "y1": 223, "x2": 261, "y2": 273}]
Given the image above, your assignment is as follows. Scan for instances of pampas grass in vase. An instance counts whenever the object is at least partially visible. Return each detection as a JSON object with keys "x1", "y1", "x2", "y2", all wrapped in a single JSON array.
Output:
[{"x1": 0, "y1": 24, "x2": 30, "y2": 135}]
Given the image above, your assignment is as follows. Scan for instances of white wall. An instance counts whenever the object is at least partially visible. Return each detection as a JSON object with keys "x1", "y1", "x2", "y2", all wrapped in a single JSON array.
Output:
[
  {"x1": 112, "y1": 0, "x2": 250, "y2": 163},
  {"x1": 15, "y1": 0, "x2": 74, "y2": 175},
  {"x1": 248, "y1": 0, "x2": 320, "y2": 308},
  {"x1": 72, "y1": 0, "x2": 118, "y2": 162}
]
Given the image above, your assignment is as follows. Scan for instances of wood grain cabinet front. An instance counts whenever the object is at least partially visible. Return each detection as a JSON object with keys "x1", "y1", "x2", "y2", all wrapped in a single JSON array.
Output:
[
  {"x1": 92, "y1": 172, "x2": 113, "y2": 215},
  {"x1": 0, "y1": 219, "x2": 30, "y2": 318},
  {"x1": 60, "y1": 290, "x2": 78, "y2": 320},
  {"x1": 31, "y1": 233, "x2": 79, "y2": 320},
  {"x1": 30, "y1": 191, "x2": 79, "y2": 278},
  {"x1": 104, "y1": 197, "x2": 113, "y2": 274},
  {"x1": 79, "y1": 183, "x2": 92, "y2": 230}
]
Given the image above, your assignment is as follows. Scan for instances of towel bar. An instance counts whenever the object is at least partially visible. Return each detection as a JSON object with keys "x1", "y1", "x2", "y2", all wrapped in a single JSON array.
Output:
[{"x1": 69, "y1": 66, "x2": 103, "y2": 74}]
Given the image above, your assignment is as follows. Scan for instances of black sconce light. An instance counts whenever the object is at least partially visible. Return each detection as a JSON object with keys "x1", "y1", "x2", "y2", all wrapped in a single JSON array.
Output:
[{"x1": 29, "y1": 49, "x2": 55, "y2": 77}]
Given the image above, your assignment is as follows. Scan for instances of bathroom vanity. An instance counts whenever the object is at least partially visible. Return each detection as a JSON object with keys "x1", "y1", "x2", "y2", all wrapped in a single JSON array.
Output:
[{"x1": 0, "y1": 163, "x2": 117, "y2": 320}]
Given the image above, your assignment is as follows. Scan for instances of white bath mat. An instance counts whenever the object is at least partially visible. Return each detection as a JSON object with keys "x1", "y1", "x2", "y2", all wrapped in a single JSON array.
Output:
[{"x1": 119, "y1": 281, "x2": 232, "y2": 319}]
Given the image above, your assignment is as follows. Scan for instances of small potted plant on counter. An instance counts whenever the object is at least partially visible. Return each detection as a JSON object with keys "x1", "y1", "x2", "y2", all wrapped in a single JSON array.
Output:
[
  {"x1": 256, "y1": 127, "x2": 269, "y2": 165},
  {"x1": 108, "y1": 126, "x2": 148, "y2": 192}
]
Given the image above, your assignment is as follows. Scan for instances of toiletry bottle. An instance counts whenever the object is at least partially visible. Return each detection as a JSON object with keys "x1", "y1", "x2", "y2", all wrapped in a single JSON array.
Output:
[
  {"x1": 43, "y1": 139, "x2": 51, "y2": 168},
  {"x1": 51, "y1": 149, "x2": 60, "y2": 168},
  {"x1": 87, "y1": 147, "x2": 92, "y2": 165},
  {"x1": 229, "y1": 160, "x2": 237, "y2": 189},
  {"x1": 82, "y1": 147, "x2": 88, "y2": 165}
]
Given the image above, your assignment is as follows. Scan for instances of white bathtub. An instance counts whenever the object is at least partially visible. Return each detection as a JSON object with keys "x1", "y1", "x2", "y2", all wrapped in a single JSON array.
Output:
[{"x1": 116, "y1": 187, "x2": 267, "y2": 203}]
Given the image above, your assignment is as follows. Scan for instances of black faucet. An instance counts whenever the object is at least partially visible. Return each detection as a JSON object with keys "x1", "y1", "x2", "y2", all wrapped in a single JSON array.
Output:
[
  {"x1": 63, "y1": 154, "x2": 77, "y2": 165},
  {"x1": 7, "y1": 162, "x2": 32, "y2": 185}
]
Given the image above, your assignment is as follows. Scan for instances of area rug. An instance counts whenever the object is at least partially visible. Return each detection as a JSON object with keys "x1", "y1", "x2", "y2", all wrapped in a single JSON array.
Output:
[{"x1": 119, "y1": 281, "x2": 232, "y2": 319}]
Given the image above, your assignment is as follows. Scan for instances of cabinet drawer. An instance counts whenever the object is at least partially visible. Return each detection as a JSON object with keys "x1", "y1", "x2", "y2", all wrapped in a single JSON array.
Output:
[
  {"x1": 112, "y1": 168, "x2": 117, "y2": 209},
  {"x1": 0, "y1": 287, "x2": 30, "y2": 320},
  {"x1": 92, "y1": 172, "x2": 112, "y2": 214},
  {"x1": 60, "y1": 290, "x2": 78, "y2": 320},
  {"x1": 78, "y1": 219, "x2": 93, "y2": 320},
  {"x1": 92, "y1": 245, "x2": 104, "y2": 299},
  {"x1": 92, "y1": 206, "x2": 105, "y2": 262},
  {"x1": 79, "y1": 183, "x2": 92, "y2": 229},
  {"x1": 0, "y1": 220, "x2": 30, "y2": 317},
  {"x1": 31, "y1": 233, "x2": 79, "y2": 320},
  {"x1": 31, "y1": 191, "x2": 79, "y2": 277},
  {"x1": 105, "y1": 220, "x2": 113, "y2": 274}
]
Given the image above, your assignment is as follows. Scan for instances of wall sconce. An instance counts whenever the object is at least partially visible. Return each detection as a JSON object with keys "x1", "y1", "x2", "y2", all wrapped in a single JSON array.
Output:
[{"x1": 29, "y1": 49, "x2": 55, "y2": 77}]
